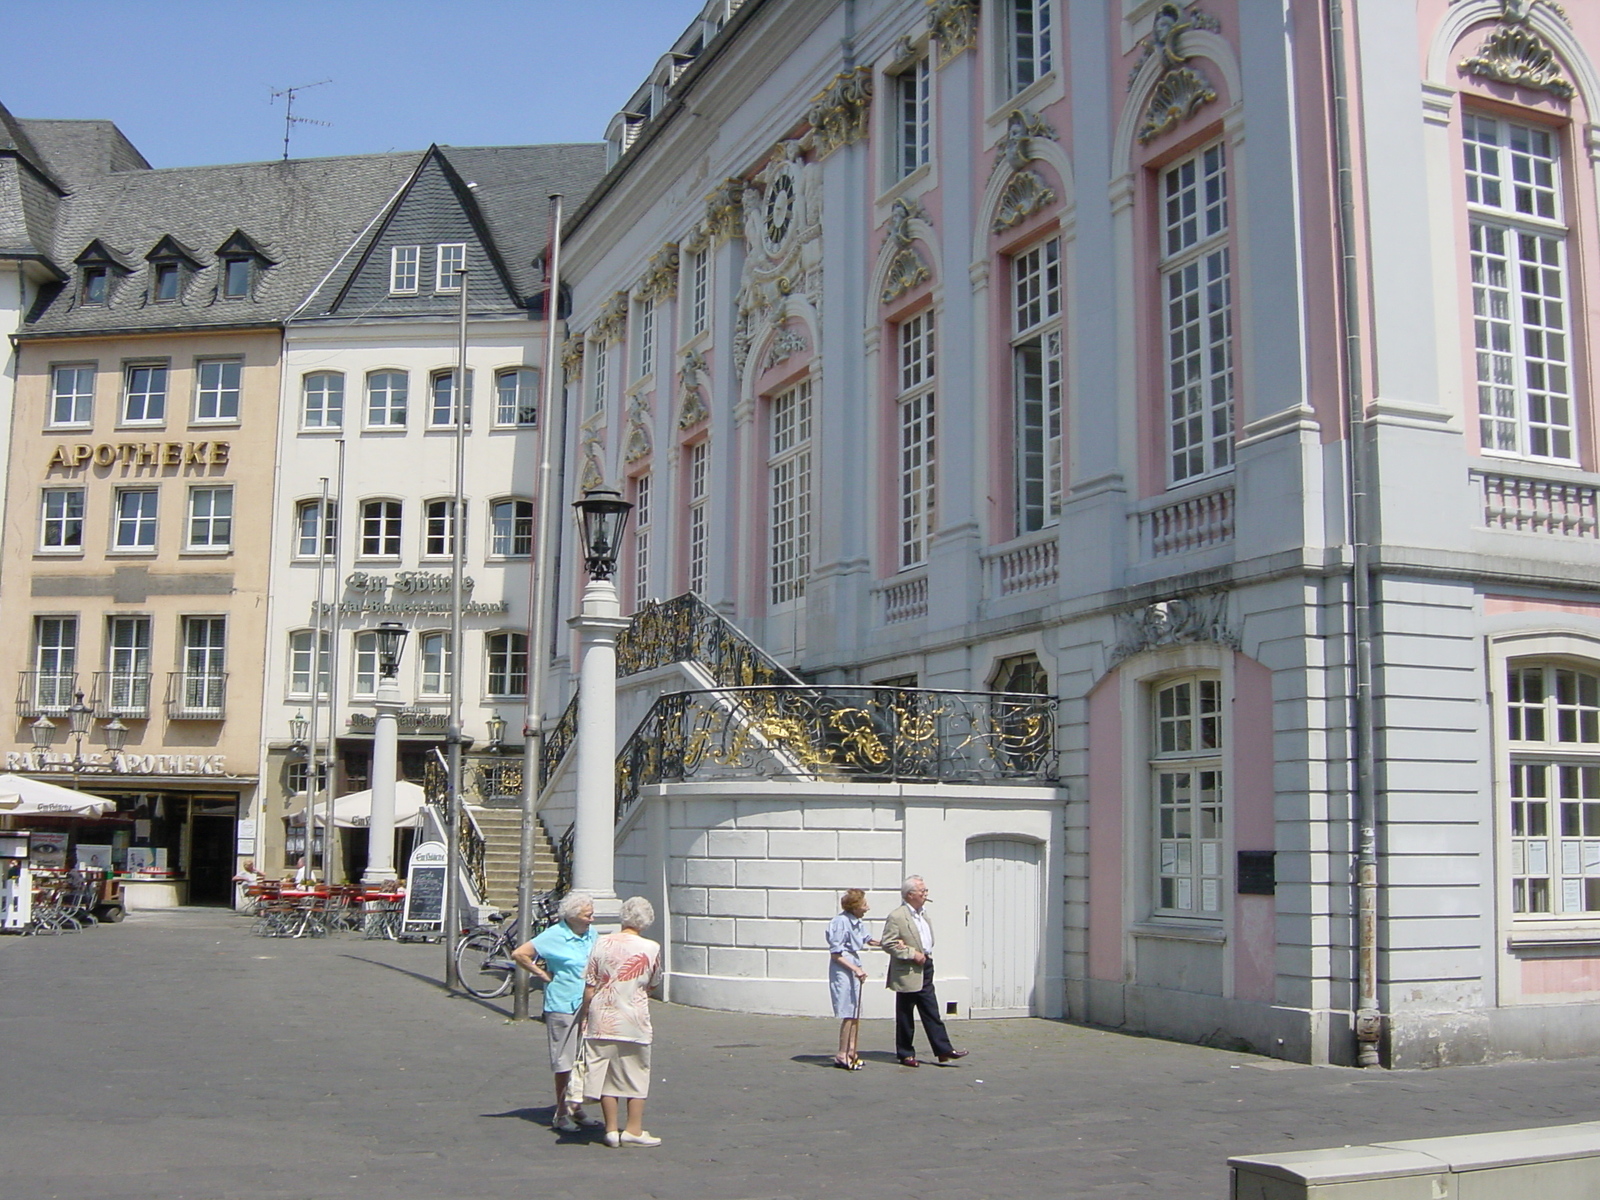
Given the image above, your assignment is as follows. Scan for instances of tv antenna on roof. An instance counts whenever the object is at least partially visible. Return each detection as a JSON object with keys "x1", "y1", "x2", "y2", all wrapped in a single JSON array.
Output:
[{"x1": 269, "y1": 80, "x2": 332, "y2": 160}]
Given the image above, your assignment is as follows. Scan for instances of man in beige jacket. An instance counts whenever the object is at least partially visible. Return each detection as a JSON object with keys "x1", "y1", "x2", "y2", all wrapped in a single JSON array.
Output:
[{"x1": 881, "y1": 875, "x2": 968, "y2": 1067}]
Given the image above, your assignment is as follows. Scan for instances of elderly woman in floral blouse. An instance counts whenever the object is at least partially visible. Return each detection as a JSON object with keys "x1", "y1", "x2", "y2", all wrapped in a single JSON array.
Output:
[{"x1": 579, "y1": 895, "x2": 664, "y2": 1147}]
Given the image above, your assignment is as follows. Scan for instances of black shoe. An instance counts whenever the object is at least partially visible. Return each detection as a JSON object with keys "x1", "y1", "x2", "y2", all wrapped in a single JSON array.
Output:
[
  {"x1": 898, "y1": 1056, "x2": 920, "y2": 1067},
  {"x1": 937, "y1": 1049, "x2": 969, "y2": 1063}
]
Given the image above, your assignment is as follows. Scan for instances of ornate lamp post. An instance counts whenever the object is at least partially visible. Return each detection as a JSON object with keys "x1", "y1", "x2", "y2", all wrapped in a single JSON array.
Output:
[
  {"x1": 363, "y1": 621, "x2": 409, "y2": 885},
  {"x1": 30, "y1": 694, "x2": 130, "y2": 792},
  {"x1": 288, "y1": 711, "x2": 310, "y2": 751},
  {"x1": 569, "y1": 487, "x2": 632, "y2": 926}
]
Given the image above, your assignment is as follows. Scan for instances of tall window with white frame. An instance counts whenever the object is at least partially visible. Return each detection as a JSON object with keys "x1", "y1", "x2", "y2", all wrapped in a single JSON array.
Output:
[
  {"x1": 1151, "y1": 674, "x2": 1225, "y2": 918},
  {"x1": 435, "y1": 243, "x2": 466, "y2": 292},
  {"x1": 495, "y1": 368, "x2": 537, "y2": 427},
  {"x1": 486, "y1": 632, "x2": 528, "y2": 698},
  {"x1": 366, "y1": 371, "x2": 408, "y2": 428},
  {"x1": 106, "y1": 615, "x2": 151, "y2": 716},
  {"x1": 1013, "y1": 236, "x2": 1063, "y2": 532},
  {"x1": 769, "y1": 380, "x2": 812, "y2": 604},
  {"x1": 588, "y1": 341, "x2": 609, "y2": 416},
  {"x1": 490, "y1": 499, "x2": 533, "y2": 558},
  {"x1": 352, "y1": 630, "x2": 380, "y2": 698},
  {"x1": 896, "y1": 311, "x2": 937, "y2": 570},
  {"x1": 32, "y1": 616, "x2": 76, "y2": 712},
  {"x1": 288, "y1": 629, "x2": 331, "y2": 699},
  {"x1": 123, "y1": 364, "x2": 167, "y2": 425},
  {"x1": 295, "y1": 500, "x2": 337, "y2": 559},
  {"x1": 633, "y1": 472, "x2": 652, "y2": 610},
  {"x1": 430, "y1": 369, "x2": 471, "y2": 428},
  {"x1": 687, "y1": 248, "x2": 709, "y2": 338},
  {"x1": 50, "y1": 365, "x2": 94, "y2": 427},
  {"x1": 302, "y1": 372, "x2": 344, "y2": 430},
  {"x1": 636, "y1": 295, "x2": 656, "y2": 378},
  {"x1": 1506, "y1": 662, "x2": 1600, "y2": 915},
  {"x1": 390, "y1": 246, "x2": 419, "y2": 294},
  {"x1": 361, "y1": 500, "x2": 402, "y2": 558},
  {"x1": 423, "y1": 498, "x2": 460, "y2": 558},
  {"x1": 1161, "y1": 143, "x2": 1233, "y2": 486},
  {"x1": 1005, "y1": 0, "x2": 1053, "y2": 95},
  {"x1": 114, "y1": 489, "x2": 159, "y2": 551},
  {"x1": 1465, "y1": 114, "x2": 1573, "y2": 461},
  {"x1": 418, "y1": 631, "x2": 452, "y2": 697},
  {"x1": 894, "y1": 52, "x2": 931, "y2": 181},
  {"x1": 687, "y1": 441, "x2": 710, "y2": 596},
  {"x1": 181, "y1": 617, "x2": 227, "y2": 717}
]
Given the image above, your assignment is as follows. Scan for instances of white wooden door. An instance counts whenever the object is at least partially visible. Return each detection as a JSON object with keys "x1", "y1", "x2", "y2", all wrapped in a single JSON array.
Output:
[{"x1": 966, "y1": 837, "x2": 1042, "y2": 1016}]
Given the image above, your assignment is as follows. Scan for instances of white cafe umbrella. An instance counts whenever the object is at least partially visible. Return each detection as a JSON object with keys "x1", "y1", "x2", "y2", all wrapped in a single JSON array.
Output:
[
  {"x1": 0, "y1": 772, "x2": 117, "y2": 817},
  {"x1": 331, "y1": 781, "x2": 428, "y2": 829}
]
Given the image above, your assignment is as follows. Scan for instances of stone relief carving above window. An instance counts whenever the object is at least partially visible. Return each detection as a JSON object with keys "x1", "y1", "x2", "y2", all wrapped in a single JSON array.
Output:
[
  {"x1": 704, "y1": 178, "x2": 746, "y2": 244},
  {"x1": 764, "y1": 326, "x2": 808, "y2": 371},
  {"x1": 593, "y1": 291, "x2": 629, "y2": 343},
  {"x1": 1107, "y1": 592, "x2": 1240, "y2": 668},
  {"x1": 1131, "y1": 2, "x2": 1221, "y2": 144},
  {"x1": 990, "y1": 109, "x2": 1059, "y2": 234},
  {"x1": 881, "y1": 198, "x2": 932, "y2": 304},
  {"x1": 636, "y1": 243, "x2": 681, "y2": 301},
  {"x1": 928, "y1": 0, "x2": 979, "y2": 65},
  {"x1": 678, "y1": 350, "x2": 711, "y2": 429},
  {"x1": 807, "y1": 66, "x2": 874, "y2": 160},
  {"x1": 561, "y1": 335, "x2": 585, "y2": 376},
  {"x1": 623, "y1": 393, "x2": 653, "y2": 463},
  {"x1": 579, "y1": 429, "x2": 607, "y2": 493},
  {"x1": 734, "y1": 139, "x2": 824, "y2": 380},
  {"x1": 1459, "y1": 0, "x2": 1575, "y2": 99}
]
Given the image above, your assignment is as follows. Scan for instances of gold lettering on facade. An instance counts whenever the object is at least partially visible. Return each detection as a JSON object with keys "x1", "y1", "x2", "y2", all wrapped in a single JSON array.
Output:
[
  {"x1": 47, "y1": 446, "x2": 70, "y2": 468},
  {"x1": 45, "y1": 441, "x2": 232, "y2": 472},
  {"x1": 92, "y1": 444, "x2": 116, "y2": 467},
  {"x1": 184, "y1": 443, "x2": 209, "y2": 465},
  {"x1": 211, "y1": 443, "x2": 229, "y2": 466},
  {"x1": 138, "y1": 443, "x2": 159, "y2": 465}
]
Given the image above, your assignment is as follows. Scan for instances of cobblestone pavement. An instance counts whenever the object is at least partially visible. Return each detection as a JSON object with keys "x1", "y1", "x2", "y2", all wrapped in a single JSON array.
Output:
[{"x1": 6, "y1": 908, "x2": 1600, "y2": 1200}]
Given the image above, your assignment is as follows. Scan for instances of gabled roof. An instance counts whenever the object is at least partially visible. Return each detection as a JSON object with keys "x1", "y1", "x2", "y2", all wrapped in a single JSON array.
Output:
[
  {"x1": 73, "y1": 237, "x2": 135, "y2": 271},
  {"x1": 14, "y1": 117, "x2": 150, "y2": 190},
  {"x1": 144, "y1": 234, "x2": 203, "y2": 267},
  {"x1": 298, "y1": 141, "x2": 606, "y2": 320}
]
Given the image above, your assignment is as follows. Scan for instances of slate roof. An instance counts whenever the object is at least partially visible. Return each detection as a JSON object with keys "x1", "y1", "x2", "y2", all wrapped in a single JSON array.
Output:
[
  {"x1": 21, "y1": 151, "x2": 423, "y2": 338},
  {"x1": 298, "y1": 142, "x2": 606, "y2": 319},
  {"x1": 0, "y1": 101, "x2": 68, "y2": 264},
  {"x1": 15, "y1": 117, "x2": 151, "y2": 190}
]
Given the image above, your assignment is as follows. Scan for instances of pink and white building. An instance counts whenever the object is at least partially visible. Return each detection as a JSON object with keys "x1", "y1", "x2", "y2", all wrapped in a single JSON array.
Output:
[{"x1": 539, "y1": 0, "x2": 1600, "y2": 1066}]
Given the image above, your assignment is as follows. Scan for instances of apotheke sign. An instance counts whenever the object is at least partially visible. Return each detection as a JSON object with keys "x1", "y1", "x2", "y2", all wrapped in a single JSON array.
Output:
[
  {"x1": 5, "y1": 750, "x2": 231, "y2": 776},
  {"x1": 48, "y1": 441, "x2": 231, "y2": 469}
]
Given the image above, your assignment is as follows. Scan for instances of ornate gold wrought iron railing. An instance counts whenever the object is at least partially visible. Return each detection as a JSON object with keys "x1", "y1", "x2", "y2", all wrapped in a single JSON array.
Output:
[
  {"x1": 422, "y1": 750, "x2": 488, "y2": 900},
  {"x1": 614, "y1": 685, "x2": 1058, "y2": 824}
]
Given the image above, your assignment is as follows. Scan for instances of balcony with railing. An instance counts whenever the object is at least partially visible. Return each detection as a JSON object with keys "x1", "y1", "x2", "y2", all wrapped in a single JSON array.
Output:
[
  {"x1": 16, "y1": 671, "x2": 77, "y2": 718},
  {"x1": 1137, "y1": 483, "x2": 1235, "y2": 558},
  {"x1": 983, "y1": 531, "x2": 1060, "y2": 599},
  {"x1": 1476, "y1": 468, "x2": 1600, "y2": 539},
  {"x1": 165, "y1": 672, "x2": 228, "y2": 719},
  {"x1": 615, "y1": 685, "x2": 1059, "y2": 824},
  {"x1": 91, "y1": 671, "x2": 153, "y2": 720}
]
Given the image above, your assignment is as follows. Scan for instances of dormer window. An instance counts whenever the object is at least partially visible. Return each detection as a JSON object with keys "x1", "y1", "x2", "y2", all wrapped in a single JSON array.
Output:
[
  {"x1": 153, "y1": 263, "x2": 180, "y2": 301},
  {"x1": 222, "y1": 258, "x2": 253, "y2": 298},
  {"x1": 213, "y1": 229, "x2": 274, "y2": 302},
  {"x1": 144, "y1": 236, "x2": 201, "y2": 305},
  {"x1": 82, "y1": 267, "x2": 109, "y2": 305}
]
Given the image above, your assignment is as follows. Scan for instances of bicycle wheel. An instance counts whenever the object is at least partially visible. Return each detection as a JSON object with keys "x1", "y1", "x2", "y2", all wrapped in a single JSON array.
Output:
[{"x1": 455, "y1": 931, "x2": 514, "y2": 999}]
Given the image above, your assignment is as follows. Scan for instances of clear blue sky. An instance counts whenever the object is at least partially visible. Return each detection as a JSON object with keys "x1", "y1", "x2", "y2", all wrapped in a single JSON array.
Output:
[{"x1": 6, "y1": 0, "x2": 705, "y2": 167}]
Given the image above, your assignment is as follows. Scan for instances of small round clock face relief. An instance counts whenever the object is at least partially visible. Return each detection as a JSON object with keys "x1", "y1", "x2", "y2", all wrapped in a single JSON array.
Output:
[{"x1": 764, "y1": 170, "x2": 796, "y2": 251}]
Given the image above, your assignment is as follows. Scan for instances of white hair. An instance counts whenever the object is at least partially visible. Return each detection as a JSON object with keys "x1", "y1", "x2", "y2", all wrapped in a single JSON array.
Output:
[
  {"x1": 558, "y1": 890, "x2": 595, "y2": 922},
  {"x1": 902, "y1": 875, "x2": 926, "y2": 899},
  {"x1": 619, "y1": 895, "x2": 655, "y2": 932}
]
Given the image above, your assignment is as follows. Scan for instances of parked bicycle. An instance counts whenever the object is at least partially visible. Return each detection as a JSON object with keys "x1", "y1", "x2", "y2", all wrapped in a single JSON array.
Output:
[{"x1": 454, "y1": 891, "x2": 560, "y2": 999}]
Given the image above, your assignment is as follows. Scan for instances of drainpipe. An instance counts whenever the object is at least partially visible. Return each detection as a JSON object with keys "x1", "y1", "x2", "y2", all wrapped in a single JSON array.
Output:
[{"x1": 1326, "y1": 0, "x2": 1383, "y2": 1067}]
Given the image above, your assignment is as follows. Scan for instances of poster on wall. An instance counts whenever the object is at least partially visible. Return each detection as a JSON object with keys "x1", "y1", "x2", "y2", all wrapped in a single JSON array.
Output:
[
  {"x1": 76, "y1": 844, "x2": 115, "y2": 871},
  {"x1": 29, "y1": 832, "x2": 67, "y2": 870},
  {"x1": 125, "y1": 847, "x2": 155, "y2": 873}
]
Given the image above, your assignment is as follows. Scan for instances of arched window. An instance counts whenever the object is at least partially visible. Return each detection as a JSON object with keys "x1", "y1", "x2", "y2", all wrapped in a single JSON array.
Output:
[
  {"x1": 490, "y1": 499, "x2": 533, "y2": 558},
  {"x1": 302, "y1": 372, "x2": 344, "y2": 430},
  {"x1": 1150, "y1": 673, "x2": 1224, "y2": 918},
  {"x1": 367, "y1": 371, "x2": 408, "y2": 428},
  {"x1": 485, "y1": 632, "x2": 528, "y2": 698}
]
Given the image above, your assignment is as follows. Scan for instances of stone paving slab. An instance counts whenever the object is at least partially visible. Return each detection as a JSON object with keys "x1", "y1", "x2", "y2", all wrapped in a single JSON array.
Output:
[{"x1": 5, "y1": 908, "x2": 1600, "y2": 1199}]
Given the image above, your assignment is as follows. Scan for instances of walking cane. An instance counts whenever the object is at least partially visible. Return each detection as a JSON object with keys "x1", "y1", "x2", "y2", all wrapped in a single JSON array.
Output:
[{"x1": 848, "y1": 972, "x2": 865, "y2": 1070}]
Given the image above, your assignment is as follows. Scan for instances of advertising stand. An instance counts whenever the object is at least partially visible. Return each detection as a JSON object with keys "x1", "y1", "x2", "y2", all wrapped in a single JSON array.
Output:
[{"x1": 1, "y1": 832, "x2": 31, "y2": 932}]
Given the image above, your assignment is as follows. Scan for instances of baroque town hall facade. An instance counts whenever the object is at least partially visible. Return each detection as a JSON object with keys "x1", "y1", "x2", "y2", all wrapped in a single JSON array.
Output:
[{"x1": 7, "y1": 0, "x2": 1600, "y2": 1068}]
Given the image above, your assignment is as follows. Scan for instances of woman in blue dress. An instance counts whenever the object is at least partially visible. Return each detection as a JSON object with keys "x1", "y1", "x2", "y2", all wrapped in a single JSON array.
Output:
[{"x1": 826, "y1": 888, "x2": 876, "y2": 1069}]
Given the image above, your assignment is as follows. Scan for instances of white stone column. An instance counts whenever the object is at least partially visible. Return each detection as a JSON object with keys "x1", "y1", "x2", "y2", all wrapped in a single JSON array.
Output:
[
  {"x1": 362, "y1": 678, "x2": 401, "y2": 884},
  {"x1": 568, "y1": 576, "x2": 629, "y2": 926}
]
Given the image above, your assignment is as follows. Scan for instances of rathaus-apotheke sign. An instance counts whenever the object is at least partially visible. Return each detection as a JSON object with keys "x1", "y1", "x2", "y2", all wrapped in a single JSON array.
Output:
[{"x1": 316, "y1": 571, "x2": 509, "y2": 617}]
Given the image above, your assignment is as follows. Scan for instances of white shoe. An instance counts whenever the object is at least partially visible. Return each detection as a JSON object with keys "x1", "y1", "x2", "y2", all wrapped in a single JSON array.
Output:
[
  {"x1": 620, "y1": 1131, "x2": 661, "y2": 1147},
  {"x1": 603, "y1": 1130, "x2": 621, "y2": 1148}
]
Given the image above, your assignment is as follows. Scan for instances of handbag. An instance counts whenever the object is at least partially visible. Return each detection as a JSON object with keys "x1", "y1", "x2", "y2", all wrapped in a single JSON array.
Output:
[{"x1": 568, "y1": 1032, "x2": 599, "y2": 1100}]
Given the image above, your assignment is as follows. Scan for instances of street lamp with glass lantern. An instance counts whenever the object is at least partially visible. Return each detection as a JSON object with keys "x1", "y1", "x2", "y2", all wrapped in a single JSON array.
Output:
[
  {"x1": 288, "y1": 711, "x2": 309, "y2": 750},
  {"x1": 363, "y1": 621, "x2": 409, "y2": 886},
  {"x1": 568, "y1": 487, "x2": 632, "y2": 927},
  {"x1": 485, "y1": 710, "x2": 506, "y2": 754}
]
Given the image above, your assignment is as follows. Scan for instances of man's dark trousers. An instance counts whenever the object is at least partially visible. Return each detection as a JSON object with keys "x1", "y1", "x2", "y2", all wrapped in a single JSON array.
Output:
[{"x1": 896, "y1": 957, "x2": 955, "y2": 1060}]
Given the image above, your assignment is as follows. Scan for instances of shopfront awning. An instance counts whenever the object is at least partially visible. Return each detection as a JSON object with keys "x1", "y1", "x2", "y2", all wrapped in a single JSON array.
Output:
[
  {"x1": 331, "y1": 781, "x2": 428, "y2": 829},
  {"x1": 0, "y1": 773, "x2": 117, "y2": 817}
]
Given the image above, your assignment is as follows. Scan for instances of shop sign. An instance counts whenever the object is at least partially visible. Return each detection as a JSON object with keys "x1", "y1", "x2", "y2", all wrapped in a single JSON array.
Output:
[
  {"x1": 347, "y1": 709, "x2": 449, "y2": 732},
  {"x1": 5, "y1": 750, "x2": 231, "y2": 776},
  {"x1": 48, "y1": 441, "x2": 230, "y2": 470},
  {"x1": 319, "y1": 570, "x2": 508, "y2": 617}
]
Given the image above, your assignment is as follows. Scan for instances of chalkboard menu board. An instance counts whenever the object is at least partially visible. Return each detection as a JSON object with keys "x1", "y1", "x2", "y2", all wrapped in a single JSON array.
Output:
[{"x1": 401, "y1": 840, "x2": 448, "y2": 935}]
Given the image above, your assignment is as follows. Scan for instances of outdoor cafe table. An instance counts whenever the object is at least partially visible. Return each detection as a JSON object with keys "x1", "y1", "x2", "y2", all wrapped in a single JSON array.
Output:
[{"x1": 358, "y1": 890, "x2": 405, "y2": 940}]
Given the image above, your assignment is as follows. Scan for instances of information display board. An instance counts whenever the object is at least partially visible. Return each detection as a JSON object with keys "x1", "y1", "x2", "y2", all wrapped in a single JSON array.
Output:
[{"x1": 401, "y1": 840, "x2": 447, "y2": 937}]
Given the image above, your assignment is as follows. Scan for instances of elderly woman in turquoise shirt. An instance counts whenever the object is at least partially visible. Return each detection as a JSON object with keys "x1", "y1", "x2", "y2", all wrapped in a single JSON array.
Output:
[{"x1": 511, "y1": 891, "x2": 601, "y2": 1132}]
